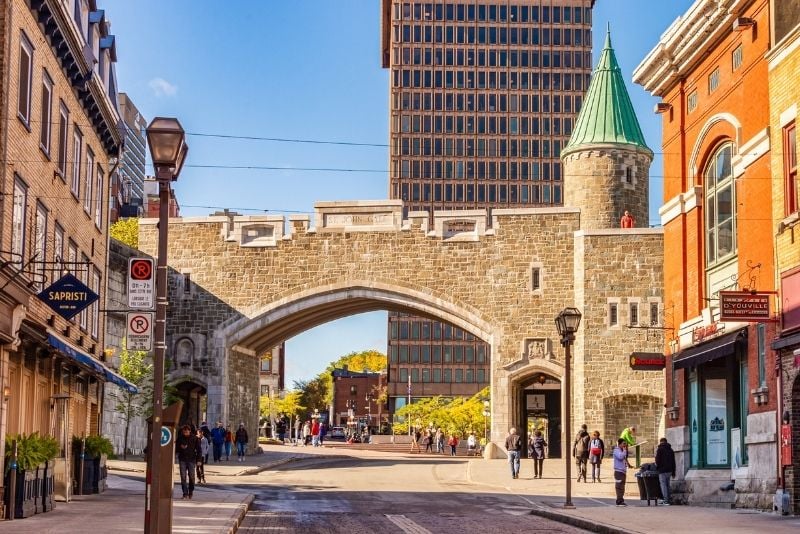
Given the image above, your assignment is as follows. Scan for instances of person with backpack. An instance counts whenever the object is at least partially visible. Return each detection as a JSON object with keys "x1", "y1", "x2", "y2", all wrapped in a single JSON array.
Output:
[
  {"x1": 529, "y1": 430, "x2": 547, "y2": 479},
  {"x1": 655, "y1": 437, "x2": 676, "y2": 505},
  {"x1": 588, "y1": 430, "x2": 605, "y2": 482},
  {"x1": 573, "y1": 423, "x2": 590, "y2": 482},
  {"x1": 505, "y1": 427, "x2": 523, "y2": 479}
]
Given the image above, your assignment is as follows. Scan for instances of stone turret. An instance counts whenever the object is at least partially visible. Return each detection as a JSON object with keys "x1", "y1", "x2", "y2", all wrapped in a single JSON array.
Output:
[{"x1": 562, "y1": 28, "x2": 653, "y2": 230}]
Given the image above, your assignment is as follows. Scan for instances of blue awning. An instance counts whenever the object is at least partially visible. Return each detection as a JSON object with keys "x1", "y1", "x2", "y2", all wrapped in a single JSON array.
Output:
[{"x1": 47, "y1": 334, "x2": 139, "y2": 393}]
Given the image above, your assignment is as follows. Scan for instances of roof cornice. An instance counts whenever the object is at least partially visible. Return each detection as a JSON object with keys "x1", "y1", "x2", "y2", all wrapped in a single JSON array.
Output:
[{"x1": 632, "y1": 0, "x2": 752, "y2": 97}]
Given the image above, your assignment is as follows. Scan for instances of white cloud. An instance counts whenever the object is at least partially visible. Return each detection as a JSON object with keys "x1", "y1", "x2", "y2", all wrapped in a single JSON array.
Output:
[{"x1": 148, "y1": 77, "x2": 178, "y2": 97}]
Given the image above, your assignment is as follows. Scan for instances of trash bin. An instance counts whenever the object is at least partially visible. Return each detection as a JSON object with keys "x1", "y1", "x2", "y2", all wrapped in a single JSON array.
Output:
[{"x1": 635, "y1": 471, "x2": 663, "y2": 506}]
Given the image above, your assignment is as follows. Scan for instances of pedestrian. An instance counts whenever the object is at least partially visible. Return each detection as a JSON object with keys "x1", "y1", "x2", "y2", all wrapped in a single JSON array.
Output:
[
  {"x1": 235, "y1": 422, "x2": 248, "y2": 462},
  {"x1": 197, "y1": 430, "x2": 209, "y2": 483},
  {"x1": 311, "y1": 418, "x2": 321, "y2": 447},
  {"x1": 423, "y1": 430, "x2": 434, "y2": 453},
  {"x1": 655, "y1": 437, "x2": 676, "y2": 505},
  {"x1": 303, "y1": 420, "x2": 311, "y2": 446},
  {"x1": 199, "y1": 421, "x2": 211, "y2": 441},
  {"x1": 613, "y1": 438, "x2": 629, "y2": 506},
  {"x1": 619, "y1": 426, "x2": 636, "y2": 468},
  {"x1": 224, "y1": 424, "x2": 234, "y2": 460},
  {"x1": 319, "y1": 422, "x2": 327, "y2": 445},
  {"x1": 410, "y1": 427, "x2": 421, "y2": 453},
  {"x1": 210, "y1": 421, "x2": 226, "y2": 463},
  {"x1": 467, "y1": 432, "x2": 477, "y2": 455},
  {"x1": 589, "y1": 430, "x2": 605, "y2": 483},
  {"x1": 529, "y1": 430, "x2": 547, "y2": 479},
  {"x1": 175, "y1": 424, "x2": 201, "y2": 500},
  {"x1": 505, "y1": 427, "x2": 523, "y2": 479},
  {"x1": 448, "y1": 433, "x2": 459, "y2": 456},
  {"x1": 436, "y1": 428, "x2": 445, "y2": 454},
  {"x1": 573, "y1": 424, "x2": 590, "y2": 482},
  {"x1": 276, "y1": 414, "x2": 287, "y2": 443}
]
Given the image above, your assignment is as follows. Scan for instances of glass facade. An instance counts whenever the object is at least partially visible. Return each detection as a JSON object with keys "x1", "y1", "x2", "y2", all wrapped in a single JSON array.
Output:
[{"x1": 383, "y1": 1, "x2": 593, "y2": 411}]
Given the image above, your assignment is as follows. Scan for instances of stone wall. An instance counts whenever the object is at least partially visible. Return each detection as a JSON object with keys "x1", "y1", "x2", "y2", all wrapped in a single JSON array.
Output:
[
  {"x1": 138, "y1": 202, "x2": 664, "y2": 448},
  {"x1": 563, "y1": 146, "x2": 652, "y2": 231},
  {"x1": 102, "y1": 240, "x2": 148, "y2": 456}
]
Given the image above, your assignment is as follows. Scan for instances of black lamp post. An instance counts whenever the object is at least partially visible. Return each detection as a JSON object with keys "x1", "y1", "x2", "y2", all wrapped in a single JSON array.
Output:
[
  {"x1": 482, "y1": 400, "x2": 490, "y2": 441},
  {"x1": 144, "y1": 117, "x2": 188, "y2": 534},
  {"x1": 555, "y1": 307, "x2": 582, "y2": 509}
]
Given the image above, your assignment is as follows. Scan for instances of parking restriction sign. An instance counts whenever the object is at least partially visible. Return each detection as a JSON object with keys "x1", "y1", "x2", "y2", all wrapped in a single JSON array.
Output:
[
  {"x1": 127, "y1": 312, "x2": 153, "y2": 351},
  {"x1": 128, "y1": 257, "x2": 154, "y2": 309}
]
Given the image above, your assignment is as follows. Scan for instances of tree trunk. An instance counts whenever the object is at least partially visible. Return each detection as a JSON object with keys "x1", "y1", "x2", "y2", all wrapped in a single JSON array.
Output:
[{"x1": 122, "y1": 399, "x2": 131, "y2": 461}]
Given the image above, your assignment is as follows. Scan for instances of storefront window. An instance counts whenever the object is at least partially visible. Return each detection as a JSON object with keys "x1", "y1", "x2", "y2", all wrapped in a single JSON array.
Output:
[
  {"x1": 704, "y1": 378, "x2": 728, "y2": 466},
  {"x1": 689, "y1": 373, "x2": 699, "y2": 467}
]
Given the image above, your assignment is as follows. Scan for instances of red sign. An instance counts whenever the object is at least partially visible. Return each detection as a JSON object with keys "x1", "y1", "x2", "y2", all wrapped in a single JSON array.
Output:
[
  {"x1": 130, "y1": 259, "x2": 153, "y2": 280},
  {"x1": 692, "y1": 322, "x2": 725, "y2": 343},
  {"x1": 719, "y1": 291, "x2": 771, "y2": 322},
  {"x1": 781, "y1": 424, "x2": 792, "y2": 467},
  {"x1": 629, "y1": 352, "x2": 666, "y2": 371}
]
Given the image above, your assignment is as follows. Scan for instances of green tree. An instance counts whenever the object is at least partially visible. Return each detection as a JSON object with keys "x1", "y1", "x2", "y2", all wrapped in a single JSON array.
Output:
[
  {"x1": 111, "y1": 340, "x2": 152, "y2": 460},
  {"x1": 394, "y1": 387, "x2": 489, "y2": 438},
  {"x1": 110, "y1": 218, "x2": 139, "y2": 248}
]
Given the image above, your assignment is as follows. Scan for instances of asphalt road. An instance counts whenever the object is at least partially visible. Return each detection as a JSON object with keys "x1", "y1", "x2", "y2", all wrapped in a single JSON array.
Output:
[{"x1": 235, "y1": 455, "x2": 589, "y2": 533}]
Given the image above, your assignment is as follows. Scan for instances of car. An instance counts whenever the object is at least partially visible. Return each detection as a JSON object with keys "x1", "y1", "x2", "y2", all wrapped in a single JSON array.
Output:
[{"x1": 329, "y1": 426, "x2": 345, "y2": 439}]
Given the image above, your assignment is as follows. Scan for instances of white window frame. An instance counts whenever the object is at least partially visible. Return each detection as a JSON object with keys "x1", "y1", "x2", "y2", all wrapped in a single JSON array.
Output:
[
  {"x1": 53, "y1": 223, "x2": 64, "y2": 282},
  {"x1": 529, "y1": 261, "x2": 543, "y2": 294},
  {"x1": 94, "y1": 166, "x2": 104, "y2": 228},
  {"x1": 57, "y1": 103, "x2": 69, "y2": 176},
  {"x1": 11, "y1": 176, "x2": 28, "y2": 267},
  {"x1": 17, "y1": 32, "x2": 33, "y2": 124},
  {"x1": 705, "y1": 142, "x2": 737, "y2": 267},
  {"x1": 687, "y1": 90, "x2": 698, "y2": 113},
  {"x1": 628, "y1": 299, "x2": 640, "y2": 327},
  {"x1": 607, "y1": 298, "x2": 620, "y2": 329},
  {"x1": 648, "y1": 298, "x2": 663, "y2": 327},
  {"x1": 40, "y1": 71, "x2": 53, "y2": 153},
  {"x1": 71, "y1": 128, "x2": 82, "y2": 197},
  {"x1": 84, "y1": 148, "x2": 94, "y2": 213},
  {"x1": 91, "y1": 268, "x2": 101, "y2": 338},
  {"x1": 34, "y1": 202, "x2": 48, "y2": 290},
  {"x1": 708, "y1": 67, "x2": 720, "y2": 94},
  {"x1": 732, "y1": 44, "x2": 743, "y2": 71}
]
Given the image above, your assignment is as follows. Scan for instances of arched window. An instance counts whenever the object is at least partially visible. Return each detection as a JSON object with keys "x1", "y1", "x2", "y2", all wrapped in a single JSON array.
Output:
[{"x1": 704, "y1": 142, "x2": 736, "y2": 266}]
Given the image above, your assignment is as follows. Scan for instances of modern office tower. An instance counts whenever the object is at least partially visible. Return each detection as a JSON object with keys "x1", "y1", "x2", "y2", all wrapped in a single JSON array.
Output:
[
  {"x1": 381, "y1": 1, "x2": 594, "y2": 415},
  {"x1": 117, "y1": 93, "x2": 148, "y2": 218}
]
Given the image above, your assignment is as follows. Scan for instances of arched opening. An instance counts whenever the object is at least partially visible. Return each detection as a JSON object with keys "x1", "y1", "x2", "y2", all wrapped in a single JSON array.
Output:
[
  {"x1": 513, "y1": 371, "x2": 562, "y2": 458},
  {"x1": 171, "y1": 379, "x2": 207, "y2": 428},
  {"x1": 603, "y1": 394, "x2": 662, "y2": 457}
]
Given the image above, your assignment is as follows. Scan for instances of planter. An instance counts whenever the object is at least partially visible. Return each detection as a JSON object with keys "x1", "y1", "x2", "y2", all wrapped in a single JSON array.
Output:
[
  {"x1": 72, "y1": 452, "x2": 96, "y2": 495},
  {"x1": 33, "y1": 463, "x2": 46, "y2": 514},
  {"x1": 3, "y1": 469, "x2": 37, "y2": 519},
  {"x1": 42, "y1": 459, "x2": 56, "y2": 512}
]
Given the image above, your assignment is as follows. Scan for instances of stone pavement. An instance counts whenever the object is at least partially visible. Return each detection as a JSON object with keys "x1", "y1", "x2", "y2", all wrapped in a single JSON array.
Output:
[
  {"x1": 466, "y1": 456, "x2": 800, "y2": 534},
  {"x1": 0, "y1": 474, "x2": 252, "y2": 534}
]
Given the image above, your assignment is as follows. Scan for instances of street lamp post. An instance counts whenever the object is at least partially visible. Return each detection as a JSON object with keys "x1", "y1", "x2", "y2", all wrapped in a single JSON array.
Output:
[
  {"x1": 555, "y1": 307, "x2": 582, "y2": 510},
  {"x1": 144, "y1": 117, "x2": 188, "y2": 534}
]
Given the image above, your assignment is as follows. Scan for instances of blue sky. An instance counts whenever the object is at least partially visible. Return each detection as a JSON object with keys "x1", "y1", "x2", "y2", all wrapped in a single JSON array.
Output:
[{"x1": 105, "y1": 0, "x2": 693, "y2": 386}]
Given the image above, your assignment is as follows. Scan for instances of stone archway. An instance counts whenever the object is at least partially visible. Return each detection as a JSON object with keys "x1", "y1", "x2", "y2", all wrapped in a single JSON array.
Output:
[
  {"x1": 603, "y1": 393, "x2": 663, "y2": 457},
  {"x1": 169, "y1": 370, "x2": 208, "y2": 429},
  {"x1": 510, "y1": 365, "x2": 563, "y2": 458}
]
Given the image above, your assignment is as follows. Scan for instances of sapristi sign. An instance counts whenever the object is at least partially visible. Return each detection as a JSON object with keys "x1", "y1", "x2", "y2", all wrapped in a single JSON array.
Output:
[
  {"x1": 37, "y1": 273, "x2": 99, "y2": 321},
  {"x1": 719, "y1": 291, "x2": 771, "y2": 322}
]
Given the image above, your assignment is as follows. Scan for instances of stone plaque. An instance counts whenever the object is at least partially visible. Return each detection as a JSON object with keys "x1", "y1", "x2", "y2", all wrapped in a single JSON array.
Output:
[
  {"x1": 443, "y1": 219, "x2": 477, "y2": 238},
  {"x1": 525, "y1": 338, "x2": 551, "y2": 360},
  {"x1": 324, "y1": 212, "x2": 393, "y2": 228}
]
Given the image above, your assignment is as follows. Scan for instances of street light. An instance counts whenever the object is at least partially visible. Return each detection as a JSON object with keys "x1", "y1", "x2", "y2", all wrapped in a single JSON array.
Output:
[
  {"x1": 365, "y1": 392, "x2": 374, "y2": 432},
  {"x1": 554, "y1": 306, "x2": 582, "y2": 509},
  {"x1": 145, "y1": 117, "x2": 188, "y2": 534}
]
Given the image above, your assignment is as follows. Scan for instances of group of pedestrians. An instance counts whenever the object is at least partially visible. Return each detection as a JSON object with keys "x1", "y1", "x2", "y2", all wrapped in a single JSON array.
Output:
[
  {"x1": 205, "y1": 421, "x2": 249, "y2": 463},
  {"x1": 504, "y1": 423, "x2": 677, "y2": 507},
  {"x1": 411, "y1": 427, "x2": 461, "y2": 455},
  {"x1": 300, "y1": 419, "x2": 327, "y2": 446}
]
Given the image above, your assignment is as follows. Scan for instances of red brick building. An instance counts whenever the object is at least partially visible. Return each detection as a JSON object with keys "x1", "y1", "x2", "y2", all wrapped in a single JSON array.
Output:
[
  {"x1": 635, "y1": 0, "x2": 777, "y2": 509},
  {"x1": 331, "y1": 368, "x2": 384, "y2": 432}
]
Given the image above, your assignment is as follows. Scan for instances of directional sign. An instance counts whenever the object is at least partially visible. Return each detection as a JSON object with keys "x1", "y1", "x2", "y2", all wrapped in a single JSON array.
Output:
[
  {"x1": 128, "y1": 257, "x2": 154, "y2": 309},
  {"x1": 38, "y1": 273, "x2": 99, "y2": 321},
  {"x1": 127, "y1": 312, "x2": 153, "y2": 351},
  {"x1": 160, "y1": 427, "x2": 172, "y2": 447}
]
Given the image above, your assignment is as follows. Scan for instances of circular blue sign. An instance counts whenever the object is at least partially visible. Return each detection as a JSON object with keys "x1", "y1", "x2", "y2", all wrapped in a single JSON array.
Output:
[{"x1": 160, "y1": 427, "x2": 172, "y2": 447}]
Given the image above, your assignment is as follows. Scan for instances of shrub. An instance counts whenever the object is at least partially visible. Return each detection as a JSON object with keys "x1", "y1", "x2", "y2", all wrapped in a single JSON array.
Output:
[{"x1": 5, "y1": 432, "x2": 60, "y2": 472}]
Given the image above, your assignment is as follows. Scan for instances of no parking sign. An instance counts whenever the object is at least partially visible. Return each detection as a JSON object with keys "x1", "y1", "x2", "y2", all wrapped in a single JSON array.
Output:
[{"x1": 127, "y1": 312, "x2": 153, "y2": 351}]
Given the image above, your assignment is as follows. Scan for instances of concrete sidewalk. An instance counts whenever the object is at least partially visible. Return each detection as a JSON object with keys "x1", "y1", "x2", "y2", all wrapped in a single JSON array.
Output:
[
  {"x1": 0, "y1": 475, "x2": 252, "y2": 534},
  {"x1": 466, "y1": 457, "x2": 800, "y2": 534}
]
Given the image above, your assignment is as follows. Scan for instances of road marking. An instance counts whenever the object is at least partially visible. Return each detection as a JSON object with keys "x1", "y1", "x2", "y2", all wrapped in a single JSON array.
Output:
[{"x1": 385, "y1": 514, "x2": 433, "y2": 534}]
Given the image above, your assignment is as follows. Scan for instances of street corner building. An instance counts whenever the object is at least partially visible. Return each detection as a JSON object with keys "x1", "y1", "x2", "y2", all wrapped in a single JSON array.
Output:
[
  {"x1": 634, "y1": 0, "x2": 800, "y2": 513},
  {"x1": 134, "y1": 18, "x2": 666, "y2": 464},
  {"x1": 0, "y1": 0, "x2": 136, "y2": 513}
]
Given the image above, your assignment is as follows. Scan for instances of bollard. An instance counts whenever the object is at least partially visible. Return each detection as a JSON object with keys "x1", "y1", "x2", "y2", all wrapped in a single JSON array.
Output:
[{"x1": 635, "y1": 444, "x2": 641, "y2": 468}]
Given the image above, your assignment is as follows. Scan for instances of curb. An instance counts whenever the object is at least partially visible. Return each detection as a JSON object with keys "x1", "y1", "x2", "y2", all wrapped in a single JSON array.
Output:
[
  {"x1": 230, "y1": 493, "x2": 255, "y2": 533},
  {"x1": 237, "y1": 456, "x2": 301, "y2": 476},
  {"x1": 528, "y1": 507, "x2": 638, "y2": 534}
]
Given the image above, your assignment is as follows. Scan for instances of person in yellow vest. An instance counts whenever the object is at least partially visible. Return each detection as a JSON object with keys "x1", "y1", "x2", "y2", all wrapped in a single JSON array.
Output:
[{"x1": 619, "y1": 426, "x2": 636, "y2": 468}]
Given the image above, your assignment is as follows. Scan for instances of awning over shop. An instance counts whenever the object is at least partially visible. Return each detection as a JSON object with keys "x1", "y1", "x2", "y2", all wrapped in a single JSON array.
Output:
[
  {"x1": 47, "y1": 333, "x2": 139, "y2": 393},
  {"x1": 673, "y1": 329, "x2": 747, "y2": 370},
  {"x1": 772, "y1": 330, "x2": 800, "y2": 351}
]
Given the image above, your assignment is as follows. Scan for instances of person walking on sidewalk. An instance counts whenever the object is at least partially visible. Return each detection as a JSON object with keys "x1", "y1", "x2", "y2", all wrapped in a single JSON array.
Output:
[
  {"x1": 619, "y1": 425, "x2": 636, "y2": 468},
  {"x1": 529, "y1": 430, "x2": 547, "y2": 479},
  {"x1": 573, "y1": 424, "x2": 590, "y2": 482},
  {"x1": 210, "y1": 421, "x2": 226, "y2": 463},
  {"x1": 448, "y1": 433, "x2": 459, "y2": 456},
  {"x1": 235, "y1": 423, "x2": 249, "y2": 462},
  {"x1": 655, "y1": 437, "x2": 676, "y2": 505},
  {"x1": 175, "y1": 424, "x2": 202, "y2": 500},
  {"x1": 589, "y1": 430, "x2": 605, "y2": 483},
  {"x1": 423, "y1": 430, "x2": 434, "y2": 453},
  {"x1": 613, "y1": 438, "x2": 629, "y2": 506},
  {"x1": 410, "y1": 427, "x2": 421, "y2": 453},
  {"x1": 197, "y1": 430, "x2": 209, "y2": 484},
  {"x1": 505, "y1": 427, "x2": 523, "y2": 479},
  {"x1": 224, "y1": 424, "x2": 235, "y2": 460},
  {"x1": 436, "y1": 428, "x2": 445, "y2": 454}
]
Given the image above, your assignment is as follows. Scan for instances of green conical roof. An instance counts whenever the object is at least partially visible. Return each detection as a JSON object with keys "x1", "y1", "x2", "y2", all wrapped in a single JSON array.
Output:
[{"x1": 562, "y1": 27, "x2": 651, "y2": 157}]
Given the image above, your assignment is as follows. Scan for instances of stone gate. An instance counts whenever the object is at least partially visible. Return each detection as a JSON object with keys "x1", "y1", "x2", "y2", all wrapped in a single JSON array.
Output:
[{"x1": 137, "y1": 199, "x2": 665, "y2": 451}]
